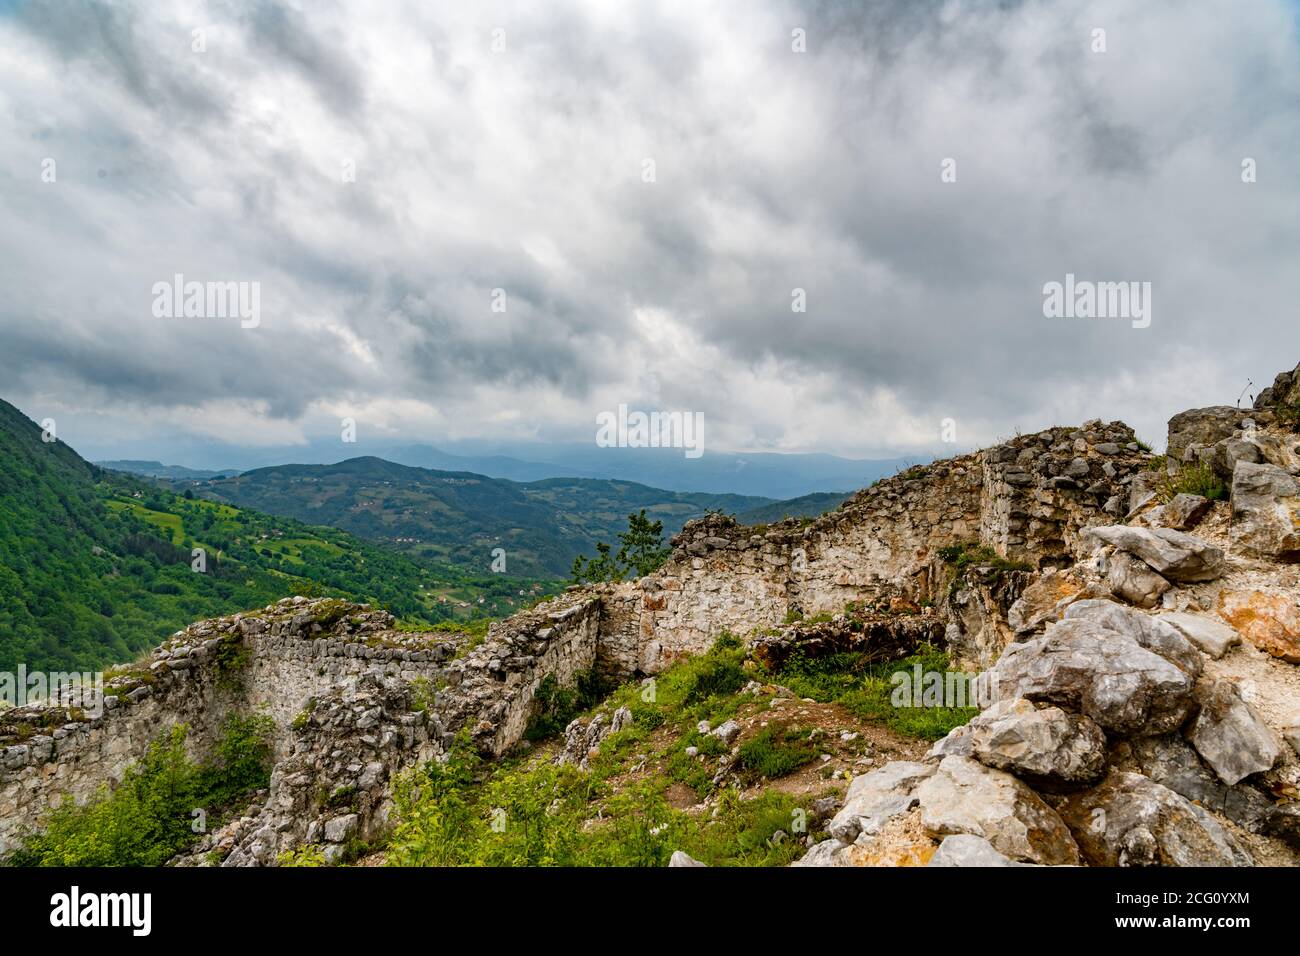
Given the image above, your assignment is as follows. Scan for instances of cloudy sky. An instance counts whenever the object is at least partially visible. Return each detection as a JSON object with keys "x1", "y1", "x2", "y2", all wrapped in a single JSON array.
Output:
[{"x1": 1, "y1": 0, "x2": 1298, "y2": 465}]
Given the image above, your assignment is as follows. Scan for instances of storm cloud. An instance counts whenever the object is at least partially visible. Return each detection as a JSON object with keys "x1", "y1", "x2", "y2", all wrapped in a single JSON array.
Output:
[{"x1": 1, "y1": 0, "x2": 1298, "y2": 461}]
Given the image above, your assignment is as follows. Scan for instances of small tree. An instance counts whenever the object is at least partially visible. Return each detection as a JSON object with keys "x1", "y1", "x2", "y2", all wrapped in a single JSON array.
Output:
[
  {"x1": 570, "y1": 541, "x2": 622, "y2": 584},
  {"x1": 570, "y1": 510, "x2": 669, "y2": 584},
  {"x1": 617, "y1": 510, "x2": 669, "y2": 578}
]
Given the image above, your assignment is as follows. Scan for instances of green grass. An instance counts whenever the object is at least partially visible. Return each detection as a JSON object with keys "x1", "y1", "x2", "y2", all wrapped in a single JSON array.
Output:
[
  {"x1": 386, "y1": 733, "x2": 813, "y2": 867},
  {"x1": 773, "y1": 643, "x2": 977, "y2": 741},
  {"x1": 736, "y1": 723, "x2": 820, "y2": 779},
  {"x1": 937, "y1": 541, "x2": 1032, "y2": 596},
  {"x1": 1157, "y1": 461, "x2": 1226, "y2": 503}
]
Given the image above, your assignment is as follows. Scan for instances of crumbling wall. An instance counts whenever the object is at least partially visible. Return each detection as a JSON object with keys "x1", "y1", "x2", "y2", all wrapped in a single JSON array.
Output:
[
  {"x1": 613, "y1": 422, "x2": 1149, "y2": 673},
  {"x1": 0, "y1": 593, "x2": 603, "y2": 857}
]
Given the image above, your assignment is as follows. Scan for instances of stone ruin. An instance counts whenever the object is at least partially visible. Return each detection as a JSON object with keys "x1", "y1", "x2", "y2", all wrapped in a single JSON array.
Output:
[{"x1": 6, "y1": 365, "x2": 1300, "y2": 866}]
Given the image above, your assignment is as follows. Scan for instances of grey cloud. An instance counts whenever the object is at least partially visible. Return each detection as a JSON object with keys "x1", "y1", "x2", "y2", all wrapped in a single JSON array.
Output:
[{"x1": 1, "y1": 0, "x2": 1298, "y2": 457}]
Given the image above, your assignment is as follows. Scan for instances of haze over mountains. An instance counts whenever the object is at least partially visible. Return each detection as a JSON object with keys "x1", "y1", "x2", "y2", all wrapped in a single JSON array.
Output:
[{"x1": 92, "y1": 438, "x2": 922, "y2": 500}]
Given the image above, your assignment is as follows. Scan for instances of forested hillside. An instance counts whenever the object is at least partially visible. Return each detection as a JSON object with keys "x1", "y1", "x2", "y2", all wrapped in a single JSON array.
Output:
[
  {"x1": 0, "y1": 400, "x2": 551, "y2": 672},
  {"x1": 201, "y1": 458, "x2": 768, "y2": 576}
]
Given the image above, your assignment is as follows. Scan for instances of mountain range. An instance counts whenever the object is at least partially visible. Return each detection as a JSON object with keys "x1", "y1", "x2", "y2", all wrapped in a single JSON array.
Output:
[
  {"x1": 196, "y1": 458, "x2": 770, "y2": 577},
  {"x1": 87, "y1": 437, "x2": 923, "y2": 499}
]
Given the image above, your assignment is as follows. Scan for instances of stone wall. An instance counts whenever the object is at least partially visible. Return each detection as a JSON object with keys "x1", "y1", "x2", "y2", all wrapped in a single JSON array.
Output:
[
  {"x1": 608, "y1": 420, "x2": 1150, "y2": 674},
  {"x1": 0, "y1": 593, "x2": 603, "y2": 857}
]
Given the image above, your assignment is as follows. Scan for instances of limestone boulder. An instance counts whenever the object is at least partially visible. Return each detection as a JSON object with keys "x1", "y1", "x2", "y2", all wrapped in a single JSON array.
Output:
[
  {"x1": 1063, "y1": 599, "x2": 1203, "y2": 676},
  {"x1": 1155, "y1": 612, "x2": 1239, "y2": 659},
  {"x1": 1057, "y1": 771, "x2": 1253, "y2": 866},
  {"x1": 926, "y1": 834, "x2": 1029, "y2": 867},
  {"x1": 1006, "y1": 568, "x2": 1090, "y2": 635},
  {"x1": 1153, "y1": 493, "x2": 1212, "y2": 531},
  {"x1": 916, "y1": 755, "x2": 1081, "y2": 865},
  {"x1": 1206, "y1": 436, "x2": 1262, "y2": 482},
  {"x1": 1166, "y1": 406, "x2": 1243, "y2": 462},
  {"x1": 968, "y1": 697, "x2": 1108, "y2": 787},
  {"x1": 1185, "y1": 681, "x2": 1283, "y2": 785},
  {"x1": 1083, "y1": 526, "x2": 1224, "y2": 583},
  {"x1": 1125, "y1": 734, "x2": 1275, "y2": 833},
  {"x1": 986, "y1": 617, "x2": 1197, "y2": 735},
  {"x1": 827, "y1": 760, "x2": 935, "y2": 844},
  {"x1": 1106, "y1": 549, "x2": 1170, "y2": 609},
  {"x1": 1229, "y1": 461, "x2": 1300, "y2": 561}
]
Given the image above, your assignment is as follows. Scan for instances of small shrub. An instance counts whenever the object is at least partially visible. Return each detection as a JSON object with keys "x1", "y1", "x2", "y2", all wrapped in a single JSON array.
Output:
[
  {"x1": 1158, "y1": 461, "x2": 1226, "y2": 503},
  {"x1": 278, "y1": 844, "x2": 327, "y2": 867},
  {"x1": 524, "y1": 670, "x2": 611, "y2": 742},
  {"x1": 736, "y1": 724, "x2": 819, "y2": 779}
]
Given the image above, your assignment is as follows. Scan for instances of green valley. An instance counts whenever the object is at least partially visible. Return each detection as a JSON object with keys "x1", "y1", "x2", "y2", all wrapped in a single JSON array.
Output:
[{"x1": 0, "y1": 399, "x2": 553, "y2": 673}]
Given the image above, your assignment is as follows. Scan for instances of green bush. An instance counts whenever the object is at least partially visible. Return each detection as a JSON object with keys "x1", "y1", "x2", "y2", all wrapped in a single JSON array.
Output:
[
  {"x1": 524, "y1": 670, "x2": 610, "y2": 741},
  {"x1": 198, "y1": 713, "x2": 274, "y2": 806},
  {"x1": 6, "y1": 715, "x2": 275, "y2": 867}
]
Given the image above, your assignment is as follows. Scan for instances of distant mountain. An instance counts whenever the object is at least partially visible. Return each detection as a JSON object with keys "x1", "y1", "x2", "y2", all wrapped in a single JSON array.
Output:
[
  {"x1": 0, "y1": 399, "x2": 545, "y2": 672},
  {"x1": 202, "y1": 457, "x2": 770, "y2": 577},
  {"x1": 734, "y1": 491, "x2": 852, "y2": 525},
  {"x1": 74, "y1": 438, "x2": 923, "y2": 500},
  {"x1": 97, "y1": 459, "x2": 239, "y2": 481},
  {"x1": 391, "y1": 442, "x2": 919, "y2": 499}
]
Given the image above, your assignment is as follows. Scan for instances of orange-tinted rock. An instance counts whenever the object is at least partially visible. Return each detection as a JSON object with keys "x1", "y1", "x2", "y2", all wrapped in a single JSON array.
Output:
[{"x1": 1217, "y1": 589, "x2": 1300, "y2": 663}]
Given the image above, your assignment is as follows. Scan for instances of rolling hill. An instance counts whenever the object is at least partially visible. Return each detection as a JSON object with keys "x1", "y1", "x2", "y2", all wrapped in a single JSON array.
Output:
[
  {"x1": 0, "y1": 399, "x2": 552, "y2": 672},
  {"x1": 198, "y1": 457, "x2": 770, "y2": 577}
]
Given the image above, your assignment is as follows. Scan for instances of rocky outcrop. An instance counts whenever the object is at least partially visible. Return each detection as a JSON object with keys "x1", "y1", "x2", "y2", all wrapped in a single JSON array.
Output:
[
  {"x1": 1229, "y1": 461, "x2": 1300, "y2": 560},
  {"x1": 1056, "y1": 772, "x2": 1253, "y2": 867},
  {"x1": 916, "y1": 755, "x2": 1080, "y2": 865},
  {"x1": 1082, "y1": 526, "x2": 1224, "y2": 583},
  {"x1": 984, "y1": 617, "x2": 1197, "y2": 736},
  {"x1": 827, "y1": 761, "x2": 935, "y2": 844},
  {"x1": 1156, "y1": 612, "x2": 1240, "y2": 659},
  {"x1": 1105, "y1": 549, "x2": 1171, "y2": 608},
  {"x1": 1185, "y1": 681, "x2": 1283, "y2": 786},
  {"x1": 926, "y1": 833, "x2": 1028, "y2": 867},
  {"x1": 967, "y1": 698, "x2": 1108, "y2": 787},
  {"x1": 1217, "y1": 589, "x2": 1300, "y2": 663}
]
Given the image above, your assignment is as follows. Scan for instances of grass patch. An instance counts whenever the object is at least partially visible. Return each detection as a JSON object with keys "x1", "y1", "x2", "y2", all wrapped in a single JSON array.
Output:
[
  {"x1": 735, "y1": 723, "x2": 820, "y2": 779},
  {"x1": 386, "y1": 733, "x2": 812, "y2": 868},
  {"x1": 1157, "y1": 461, "x2": 1226, "y2": 503},
  {"x1": 773, "y1": 643, "x2": 976, "y2": 741},
  {"x1": 937, "y1": 542, "x2": 1032, "y2": 596}
]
